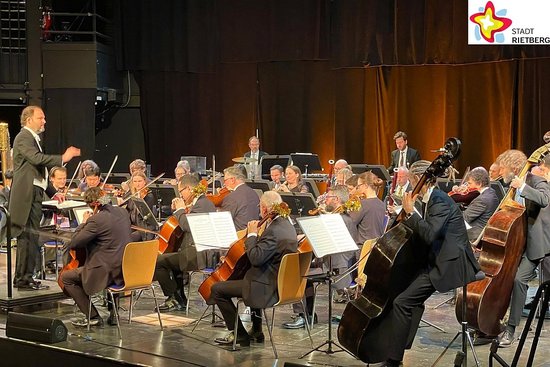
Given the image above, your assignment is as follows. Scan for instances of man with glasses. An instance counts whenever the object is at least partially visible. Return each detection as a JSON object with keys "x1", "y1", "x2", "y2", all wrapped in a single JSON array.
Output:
[
  {"x1": 153, "y1": 174, "x2": 216, "y2": 312},
  {"x1": 220, "y1": 166, "x2": 260, "y2": 231}
]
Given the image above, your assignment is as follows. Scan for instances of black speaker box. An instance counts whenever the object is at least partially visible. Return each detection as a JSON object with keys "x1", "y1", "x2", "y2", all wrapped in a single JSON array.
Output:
[{"x1": 6, "y1": 312, "x2": 68, "y2": 344}]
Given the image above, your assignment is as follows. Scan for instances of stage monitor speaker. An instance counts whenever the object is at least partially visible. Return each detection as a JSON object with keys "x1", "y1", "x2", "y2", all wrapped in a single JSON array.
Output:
[{"x1": 6, "y1": 312, "x2": 68, "y2": 344}]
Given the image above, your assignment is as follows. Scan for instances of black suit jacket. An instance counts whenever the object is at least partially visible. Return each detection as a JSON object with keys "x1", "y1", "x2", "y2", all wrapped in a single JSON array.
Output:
[
  {"x1": 244, "y1": 150, "x2": 268, "y2": 160},
  {"x1": 9, "y1": 128, "x2": 62, "y2": 236},
  {"x1": 220, "y1": 183, "x2": 260, "y2": 230},
  {"x1": 521, "y1": 173, "x2": 550, "y2": 260},
  {"x1": 70, "y1": 205, "x2": 133, "y2": 295},
  {"x1": 404, "y1": 189, "x2": 480, "y2": 292},
  {"x1": 242, "y1": 216, "x2": 297, "y2": 308},
  {"x1": 463, "y1": 187, "x2": 499, "y2": 242},
  {"x1": 388, "y1": 147, "x2": 421, "y2": 172},
  {"x1": 173, "y1": 195, "x2": 216, "y2": 271}
]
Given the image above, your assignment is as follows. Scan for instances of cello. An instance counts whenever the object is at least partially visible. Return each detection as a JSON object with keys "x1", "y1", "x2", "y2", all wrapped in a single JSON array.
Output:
[
  {"x1": 337, "y1": 137, "x2": 461, "y2": 363},
  {"x1": 456, "y1": 143, "x2": 550, "y2": 336},
  {"x1": 197, "y1": 202, "x2": 291, "y2": 302}
]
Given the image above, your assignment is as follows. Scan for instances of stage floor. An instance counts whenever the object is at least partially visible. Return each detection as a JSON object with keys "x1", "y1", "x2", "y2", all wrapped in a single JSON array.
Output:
[{"x1": 1, "y1": 252, "x2": 550, "y2": 366}]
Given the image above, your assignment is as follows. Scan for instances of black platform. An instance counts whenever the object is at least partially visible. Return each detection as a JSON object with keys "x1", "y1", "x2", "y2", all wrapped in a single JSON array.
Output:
[{"x1": 0, "y1": 280, "x2": 66, "y2": 311}]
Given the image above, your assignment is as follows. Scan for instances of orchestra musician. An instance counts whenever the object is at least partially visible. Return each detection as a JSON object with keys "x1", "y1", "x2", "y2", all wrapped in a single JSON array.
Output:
[
  {"x1": 61, "y1": 187, "x2": 132, "y2": 327},
  {"x1": 49, "y1": 166, "x2": 67, "y2": 196},
  {"x1": 376, "y1": 160, "x2": 480, "y2": 366},
  {"x1": 283, "y1": 185, "x2": 358, "y2": 329},
  {"x1": 497, "y1": 151, "x2": 550, "y2": 347},
  {"x1": 335, "y1": 167, "x2": 353, "y2": 186},
  {"x1": 349, "y1": 171, "x2": 386, "y2": 246},
  {"x1": 219, "y1": 166, "x2": 260, "y2": 231},
  {"x1": 124, "y1": 171, "x2": 158, "y2": 242},
  {"x1": 243, "y1": 136, "x2": 268, "y2": 179},
  {"x1": 163, "y1": 160, "x2": 191, "y2": 186},
  {"x1": 489, "y1": 162, "x2": 501, "y2": 182},
  {"x1": 76, "y1": 159, "x2": 98, "y2": 186},
  {"x1": 78, "y1": 165, "x2": 102, "y2": 193},
  {"x1": 277, "y1": 165, "x2": 309, "y2": 194},
  {"x1": 269, "y1": 164, "x2": 284, "y2": 191},
  {"x1": 153, "y1": 174, "x2": 216, "y2": 312},
  {"x1": 0, "y1": 169, "x2": 12, "y2": 243},
  {"x1": 120, "y1": 159, "x2": 147, "y2": 193},
  {"x1": 461, "y1": 167, "x2": 499, "y2": 244},
  {"x1": 10, "y1": 105, "x2": 80, "y2": 290},
  {"x1": 387, "y1": 131, "x2": 421, "y2": 173},
  {"x1": 210, "y1": 191, "x2": 297, "y2": 346}
]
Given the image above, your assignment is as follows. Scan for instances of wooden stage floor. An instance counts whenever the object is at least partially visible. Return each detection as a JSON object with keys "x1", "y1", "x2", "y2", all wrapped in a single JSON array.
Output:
[{"x1": 2, "y1": 252, "x2": 550, "y2": 366}]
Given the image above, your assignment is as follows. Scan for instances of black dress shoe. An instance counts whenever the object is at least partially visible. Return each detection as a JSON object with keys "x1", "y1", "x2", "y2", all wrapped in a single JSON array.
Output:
[
  {"x1": 214, "y1": 331, "x2": 250, "y2": 346},
  {"x1": 16, "y1": 281, "x2": 49, "y2": 291},
  {"x1": 248, "y1": 329, "x2": 265, "y2": 343}
]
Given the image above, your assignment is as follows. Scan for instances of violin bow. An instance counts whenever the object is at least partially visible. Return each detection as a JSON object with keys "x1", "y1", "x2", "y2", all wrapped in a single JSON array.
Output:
[
  {"x1": 119, "y1": 172, "x2": 165, "y2": 206},
  {"x1": 66, "y1": 160, "x2": 82, "y2": 192},
  {"x1": 101, "y1": 155, "x2": 119, "y2": 189}
]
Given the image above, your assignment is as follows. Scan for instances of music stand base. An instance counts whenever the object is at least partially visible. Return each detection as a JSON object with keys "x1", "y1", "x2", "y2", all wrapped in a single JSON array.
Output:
[
  {"x1": 299, "y1": 339, "x2": 356, "y2": 359},
  {"x1": 431, "y1": 323, "x2": 480, "y2": 367}
]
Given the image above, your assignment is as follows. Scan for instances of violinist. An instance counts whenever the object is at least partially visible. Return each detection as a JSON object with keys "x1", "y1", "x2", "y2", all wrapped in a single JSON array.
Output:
[
  {"x1": 153, "y1": 174, "x2": 216, "y2": 312},
  {"x1": 219, "y1": 166, "x2": 260, "y2": 231},
  {"x1": 461, "y1": 167, "x2": 499, "y2": 244},
  {"x1": 211, "y1": 191, "x2": 297, "y2": 346},
  {"x1": 60, "y1": 187, "x2": 132, "y2": 328},
  {"x1": 120, "y1": 159, "x2": 147, "y2": 193},
  {"x1": 123, "y1": 171, "x2": 157, "y2": 241},
  {"x1": 497, "y1": 152, "x2": 550, "y2": 348},
  {"x1": 283, "y1": 185, "x2": 358, "y2": 329},
  {"x1": 78, "y1": 165, "x2": 102, "y2": 193},
  {"x1": 378, "y1": 160, "x2": 480, "y2": 367},
  {"x1": 48, "y1": 166, "x2": 67, "y2": 198},
  {"x1": 163, "y1": 160, "x2": 190, "y2": 186},
  {"x1": 277, "y1": 165, "x2": 309, "y2": 194},
  {"x1": 76, "y1": 159, "x2": 98, "y2": 186}
]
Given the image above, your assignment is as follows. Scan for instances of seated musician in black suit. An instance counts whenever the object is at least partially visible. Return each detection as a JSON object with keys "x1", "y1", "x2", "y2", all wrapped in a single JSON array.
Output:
[
  {"x1": 210, "y1": 191, "x2": 297, "y2": 346},
  {"x1": 220, "y1": 166, "x2": 260, "y2": 231},
  {"x1": 154, "y1": 174, "x2": 216, "y2": 312},
  {"x1": 375, "y1": 160, "x2": 480, "y2": 366},
  {"x1": 461, "y1": 167, "x2": 499, "y2": 244},
  {"x1": 61, "y1": 187, "x2": 132, "y2": 327}
]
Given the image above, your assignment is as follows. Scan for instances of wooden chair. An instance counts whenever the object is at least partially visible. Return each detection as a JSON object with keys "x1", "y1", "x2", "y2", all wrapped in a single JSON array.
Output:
[
  {"x1": 88, "y1": 240, "x2": 163, "y2": 338},
  {"x1": 233, "y1": 251, "x2": 314, "y2": 358}
]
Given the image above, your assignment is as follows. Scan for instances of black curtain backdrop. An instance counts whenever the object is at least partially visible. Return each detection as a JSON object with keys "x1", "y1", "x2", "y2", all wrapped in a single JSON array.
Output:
[{"x1": 115, "y1": 0, "x2": 550, "y2": 176}]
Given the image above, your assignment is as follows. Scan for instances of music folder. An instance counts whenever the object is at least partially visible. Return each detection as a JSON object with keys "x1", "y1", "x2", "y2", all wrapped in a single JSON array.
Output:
[
  {"x1": 186, "y1": 211, "x2": 238, "y2": 252},
  {"x1": 296, "y1": 214, "x2": 358, "y2": 258}
]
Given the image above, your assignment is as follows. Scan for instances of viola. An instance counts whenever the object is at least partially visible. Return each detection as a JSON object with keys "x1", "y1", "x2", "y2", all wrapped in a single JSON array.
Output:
[
  {"x1": 448, "y1": 186, "x2": 480, "y2": 205},
  {"x1": 206, "y1": 186, "x2": 230, "y2": 207}
]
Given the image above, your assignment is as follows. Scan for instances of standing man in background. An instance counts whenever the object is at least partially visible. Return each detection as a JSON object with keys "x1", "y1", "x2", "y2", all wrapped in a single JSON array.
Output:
[
  {"x1": 10, "y1": 105, "x2": 80, "y2": 290},
  {"x1": 388, "y1": 131, "x2": 421, "y2": 173},
  {"x1": 243, "y1": 136, "x2": 268, "y2": 179}
]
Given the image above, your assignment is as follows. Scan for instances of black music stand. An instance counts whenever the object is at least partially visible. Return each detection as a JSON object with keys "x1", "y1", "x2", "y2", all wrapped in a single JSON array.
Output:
[
  {"x1": 259, "y1": 155, "x2": 291, "y2": 180},
  {"x1": 490, "y1": 181, "x2": 506, "y2": 202},
  {"x1": 129, "y1": 197, "x2": 158, "y2": 228},
  {"x1": 279, "y1": 192, "x2": 317, "y2": 217},
  {"x1": 149, "y1": 184, "x2": 179, "y2": 220},
  {"x1": 302, "y1": 178, "x2": 320, "y2": 199},
  {"x1": 244, "y1": 179, "x2": 274, "y2": 192},
  {"x1": 436, "y1": 178, "x2": 461, "y2": 194},
  {"x1": 101, "y1": 173, "x2": 130, "y2": 185},
  {"x1": 290, "y1": 153, "x2": 322, "y2": 176}
]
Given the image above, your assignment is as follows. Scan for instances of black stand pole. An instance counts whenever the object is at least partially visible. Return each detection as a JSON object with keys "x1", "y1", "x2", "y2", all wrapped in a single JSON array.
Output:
[{"x1": 299, "y1": 257, "x2": 356, "y2": 359}]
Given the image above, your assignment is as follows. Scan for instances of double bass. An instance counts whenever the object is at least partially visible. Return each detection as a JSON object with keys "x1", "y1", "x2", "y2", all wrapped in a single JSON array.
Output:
[
  {"x1": 337, "y1": 138, "x2": 461, "y2": 363},
  {"x1": 456, "y1": 143, "x2": 550, "y2": 336}
]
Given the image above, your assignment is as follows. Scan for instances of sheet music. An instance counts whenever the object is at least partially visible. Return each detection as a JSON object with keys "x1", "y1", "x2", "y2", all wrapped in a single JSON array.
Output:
[
  {"x1": 187, "y1": 211, "x2": 238, "y2": 251},
  {"x1": 297, "y1": 214, "x2": 358, "y2": 258},
  {"x1": 42, "y1": 200, "x2": 86, "y2": 209}
]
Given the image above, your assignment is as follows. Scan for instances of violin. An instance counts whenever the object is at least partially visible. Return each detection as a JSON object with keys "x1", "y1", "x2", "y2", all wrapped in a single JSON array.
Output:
[
  {"x1": 206, "y1": 186, "x2": 230, "y2": 207},
  {"x1": 448, "y1": 185, "x2": 480, "y2": 205}
]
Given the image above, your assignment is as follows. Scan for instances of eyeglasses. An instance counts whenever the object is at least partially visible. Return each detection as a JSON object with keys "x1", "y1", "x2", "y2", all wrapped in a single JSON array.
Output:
[
  {"x1": 224, "y1": 176, "x2": 235, "y2": 182},
  {"x1": 178, "y1": 187, "x2": 189, "y2": 195}
]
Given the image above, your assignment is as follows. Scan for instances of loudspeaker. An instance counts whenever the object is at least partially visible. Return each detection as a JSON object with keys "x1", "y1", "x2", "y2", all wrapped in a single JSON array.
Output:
[{"x1": 6, "y1": 312, "x2": 68, "y2": 344}]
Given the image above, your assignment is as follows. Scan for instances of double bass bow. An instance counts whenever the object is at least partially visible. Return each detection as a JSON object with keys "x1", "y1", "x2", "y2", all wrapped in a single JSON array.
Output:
[
  {"x1": 337, "y1": 137, "x2": 461, "y2": 363},
  {"x1": 456, "y1": 142, "x2": 550, "y2": 336}
]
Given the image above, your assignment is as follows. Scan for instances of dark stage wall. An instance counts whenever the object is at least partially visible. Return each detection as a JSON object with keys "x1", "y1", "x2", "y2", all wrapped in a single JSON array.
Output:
[{"x1": 112, "y1": 0, "x2": 550, "y2": 176}]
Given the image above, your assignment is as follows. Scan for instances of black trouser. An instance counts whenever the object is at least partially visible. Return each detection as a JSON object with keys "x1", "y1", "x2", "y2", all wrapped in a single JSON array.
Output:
[
  {"x1": 387, "y1": 273, "x2": 435, "y2": 361},
  {"x1": 154, "y1": 253, "x2": 186, "y2": 301},
  {"x1": 14, "y1": 186, "x2": 43, "y2": 285},
  {"x1": 210, "y1": 279, "x2": 262, "y2": 335}
]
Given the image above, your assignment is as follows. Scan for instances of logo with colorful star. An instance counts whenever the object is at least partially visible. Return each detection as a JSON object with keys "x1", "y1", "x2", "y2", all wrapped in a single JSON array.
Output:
[{"x1": 470, "y1": 1, "x2": 512, "y2": 43}]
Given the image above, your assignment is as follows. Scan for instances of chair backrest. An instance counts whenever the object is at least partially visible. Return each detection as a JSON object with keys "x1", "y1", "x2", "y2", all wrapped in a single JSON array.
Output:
[
  {"x1": 275, "y1": 251, "x2": 313, "y2": 307},
  {"x1": 121, "y1": 240, "x2": 159, "y2": 289}
]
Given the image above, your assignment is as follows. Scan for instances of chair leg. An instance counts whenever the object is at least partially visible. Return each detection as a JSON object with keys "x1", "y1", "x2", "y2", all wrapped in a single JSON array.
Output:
[
  {"x1": 233, "y1": 300, "x2": 240, "y2": 351},
  {"x1": 300, "y1": 299, "x2": 314, "y2": 347},
  {"x1": 150, "y1": 285, "x2": 163, "y2": 330},
  {"x1": 264, "y1": 308, "x2": 278, "y2": 359},
  {"x1": 191, "y1": 305, "x2": 210, "y2": 333},
  {"x1": 87, "y1": 296, "x2": 92, "y2": 332},
  {"x1": 129, "y1": 291, "x2": 134, "y2": 324},
  {"x1": 109, "y1": 291, "x2": 122, "y2": 339},
  {"x1": 186, "y1": 271, "x2": 192, "y2": 316}
]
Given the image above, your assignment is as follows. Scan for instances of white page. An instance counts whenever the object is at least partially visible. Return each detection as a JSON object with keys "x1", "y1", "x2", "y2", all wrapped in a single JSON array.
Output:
[
  {"x1": 187, "y1": 211, "x2": 238, "y2": 251},
  {"x1": 297, "y1": 215, "x2": 357, "y2": 258},
  {"x1": 319, "y1": 214, "x2": 358, "y2": 253}
]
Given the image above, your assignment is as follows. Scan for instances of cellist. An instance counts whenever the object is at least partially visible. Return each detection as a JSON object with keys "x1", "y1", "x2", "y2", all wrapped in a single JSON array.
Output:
[
  {"x1": 497, "y1": 151, "x2": 550, "y2": 347},
  {"x1": 377, "y1": 160, "x2": 480, "y2": 367},
  {"x1": 153, "y1": 174, "x2": 215, "y2": 312}
]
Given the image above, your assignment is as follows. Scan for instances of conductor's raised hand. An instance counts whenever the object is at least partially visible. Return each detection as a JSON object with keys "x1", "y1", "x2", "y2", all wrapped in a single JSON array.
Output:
[{"x1": 62, "y1": 146, "x2": 81, "y2": 163}]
